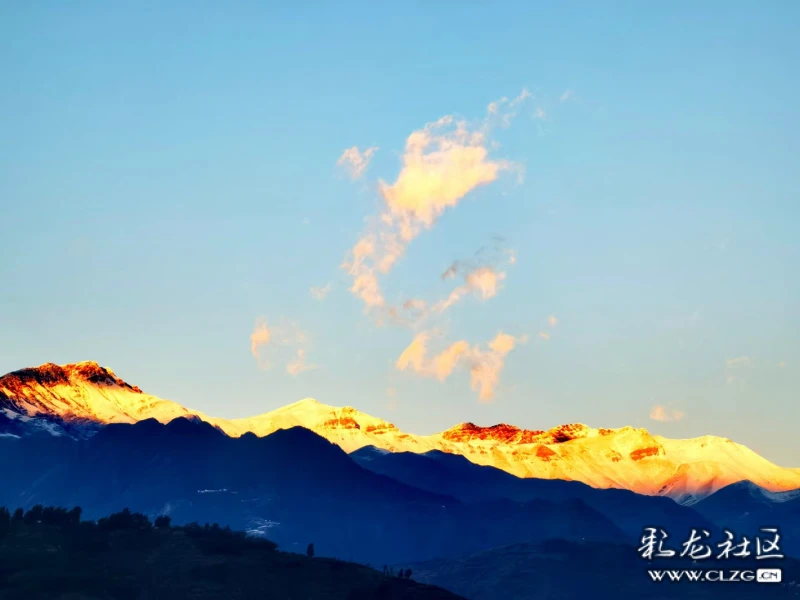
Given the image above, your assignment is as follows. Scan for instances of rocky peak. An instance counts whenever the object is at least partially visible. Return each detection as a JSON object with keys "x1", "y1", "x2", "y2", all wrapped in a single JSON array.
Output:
[
  {"x1": 440, "y1": 422, "x2": 546, "y2": 444},
  {"x1": 0, "y1": 361, "x2": 143, "y2": 395}
]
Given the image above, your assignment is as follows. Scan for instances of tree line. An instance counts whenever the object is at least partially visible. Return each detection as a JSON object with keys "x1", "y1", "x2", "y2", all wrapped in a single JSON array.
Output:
[{"x1": 1, "y1": 505, "x2": 410, "y2": 580}]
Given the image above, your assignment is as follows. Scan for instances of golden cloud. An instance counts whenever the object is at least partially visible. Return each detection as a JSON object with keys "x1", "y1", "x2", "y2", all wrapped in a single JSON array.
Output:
[
  {"x1": 396, "y1": 331, "x2": 525, "y2": 402},
  {"x1": 342, "y1": 93, "x2": 530, "y2": 317},
  {"x1": 250, "y1": 318, "x2": 272, "y2": 369},
  {"x1": 432, "y1": 266, "x2": 506, "y2": 314},
  {"x1": 649, "y1": 405, "x2": 686, "y2": 422}
]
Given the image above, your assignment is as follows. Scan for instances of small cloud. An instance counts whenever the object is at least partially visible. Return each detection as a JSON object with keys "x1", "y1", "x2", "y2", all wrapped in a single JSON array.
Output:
[
  {"x1": 396, "y1": 331, "x2": 525, "y2": 402},
  {"x1": 310, "y1": 283, "x2": 332, "y2": 301},
  {"x1": 560, "y1": 89, "x2": 574, "y2": 102},
  {"x1": 547, "y1": 315, "x2": 558, "y2": 328},
  {"x1": 486, "y1": 98, "x2": 505, "y2": 115},
  {"x1": 538, "y1": 331, "x2": 550, "y2": 341},
  {"x1": 250, "y1": 318, "x2": 271, "y2": 369},
  {"x1": 778, "y1": 361, "x2": 786, "y2": 368},
  {"x1": 286, "y1": 349, "x2": 317, "y2": 377},
  {"x1": 432, "y1": 241, "x2": 516, "y2": 314},
  {"x1": 250, "y1": 317, "x2": 317, "y2": 375},
  {"x1": 441, "y1": 263, "x2": 459, "y2": 280},
  {"x1": 432, "y1": 266, "x2": 506, "y2": 314},
  {"x1": 726, "y1": 356, "x2": 751, "y2": 368},
  {"x1": 337, "y1": 146, "x2": 379, "y2": 180},
  {"x1": 650, "y1": 405, "x2": 685, "y2": 422},
  {"x1": 487, "y1": 88, "x2": 533, "y2": 128},
  {"x1": 534, "y1": 107, "x2": 546, "y2": 120}
]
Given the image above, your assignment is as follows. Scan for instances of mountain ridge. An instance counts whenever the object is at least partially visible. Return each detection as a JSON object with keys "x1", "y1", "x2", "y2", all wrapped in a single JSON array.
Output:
[{"x1": 2, "y1": 361, "x2": 799, "y2": 503}]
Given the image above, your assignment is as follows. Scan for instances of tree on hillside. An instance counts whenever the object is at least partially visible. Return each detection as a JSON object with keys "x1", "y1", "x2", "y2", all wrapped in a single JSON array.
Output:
[
  {"x1": 97, "y1": 508, "x2": 151, "y2": 531},
  {"x1": 154, "y1": 515, "x2": 171, "y2": 529},
  {"x1": 23, "y1": 505, "x2": 44, "y2": 525},
  {"x1": 12, "y1": 508, "x2": 23, "y2": 521},
  {"x1": 306, "y1": 543, "x2": 315, "y2": 558}
]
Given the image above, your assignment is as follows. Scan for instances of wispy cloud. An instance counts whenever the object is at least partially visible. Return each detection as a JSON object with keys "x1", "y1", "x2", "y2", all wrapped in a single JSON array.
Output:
[
  {"x1": 538, "y1": 331, "x2": 550, "y2": 341},
  {"x1": 725, "y1": 357, "x2": 752, "y2": 385},
  {"x1": 534, "y1": 107, "x2": 546, "y2": 120},
  {"x1": 396, "y1": 331, "x2": 526, "y2": 402},
  {"x1": 650, "y1": 405, "x2": 685, "y2": 422},
  {"x1": 286, "y1": 349, "x2": 317, "y2": 376},
  {"x1": 727, "y1": 356, "x2": 751, "y2": 368},
  {"x1": 432, "y1": 266, "x2": 506, "y2": 314},
  {"x1": 339, "y1": 91, "x2": 533, "y2": 398},
  {"x1": 547, "y1": 315, "x2": 558, "y2": 327},
  {"x1": 337, "y1": 146, "x2": 378, "y2": 180},
  {"x1": 310, "y1": 283, "x2": 332, "y2": 301},
  {"x1": 342, "y1": 92, "x2": 530, "y2": 317},
  {"x1": 560, "y1": 89, "x2": 574, "y2": 102},
  {"x1": 487, "y1": 88, "x2": 532, "y2": 128},
  {"x1": 250, "y1": 318, "x2": 272, "y2": 369},
  {"x1": 249, "y1": 317, "x2": 317, "y2": 376}
]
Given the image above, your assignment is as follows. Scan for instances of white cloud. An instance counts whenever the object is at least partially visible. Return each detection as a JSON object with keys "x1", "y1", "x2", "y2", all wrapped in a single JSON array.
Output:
[
  {"x1": 337, "y1": 146, "x2": 379, "y2": 180},
  {"x1": 726, "y1": 356, "x2": 751, "y2": 368}
]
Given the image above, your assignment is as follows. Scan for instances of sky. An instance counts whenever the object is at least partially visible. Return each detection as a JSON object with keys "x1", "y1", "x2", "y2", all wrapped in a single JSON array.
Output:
[{"x1": 1, "y1": 2, "x2": 798, "y2": 465}]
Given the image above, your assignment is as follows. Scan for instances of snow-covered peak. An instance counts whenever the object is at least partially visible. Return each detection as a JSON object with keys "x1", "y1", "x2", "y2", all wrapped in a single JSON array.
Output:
[{"x1": 2, "y1": 361, "x2": 799, "y2": 503}]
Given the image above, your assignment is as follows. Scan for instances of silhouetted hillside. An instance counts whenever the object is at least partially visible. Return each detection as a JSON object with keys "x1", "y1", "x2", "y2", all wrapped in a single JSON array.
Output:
[
  {"x1": 351, "y1": 446, "x2": 718, "y2": 540},
  {"x1": 0, "y1": 418, "x2": 624, "y2": 564},
  {"x1": 692, "y1": 481, "x2": 800, "y2": 557},
  {"x1": 0, "y1": 506, "x2": 463, "y2": 600}
]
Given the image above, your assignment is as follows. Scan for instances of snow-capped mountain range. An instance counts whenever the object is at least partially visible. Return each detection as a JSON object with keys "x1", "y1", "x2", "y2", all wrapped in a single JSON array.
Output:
[{"x1": 2, "y1": 361, "x2": 799, "y2": 504}]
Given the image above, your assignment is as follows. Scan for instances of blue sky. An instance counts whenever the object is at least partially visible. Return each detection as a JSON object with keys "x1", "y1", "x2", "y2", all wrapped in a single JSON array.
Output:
[{"x1": 2, "y1": 1, "x2": 798, "y2": 464}]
